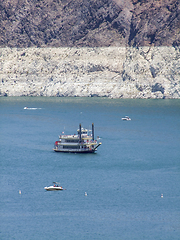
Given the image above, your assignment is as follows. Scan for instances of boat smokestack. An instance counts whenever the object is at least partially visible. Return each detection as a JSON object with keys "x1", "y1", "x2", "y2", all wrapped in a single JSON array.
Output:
[
  {"x1": 79, "y1": 123, "x2": 82, "y2": 142},
  {"x1": 92, "y1": 123, "x2": 94, "y2": 141}
]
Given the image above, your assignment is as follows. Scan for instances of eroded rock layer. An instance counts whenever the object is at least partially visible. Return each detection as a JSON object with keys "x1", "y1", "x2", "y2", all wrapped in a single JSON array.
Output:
[{"x1": 1, "y1": 47, "x2": 180, "y2": 98}]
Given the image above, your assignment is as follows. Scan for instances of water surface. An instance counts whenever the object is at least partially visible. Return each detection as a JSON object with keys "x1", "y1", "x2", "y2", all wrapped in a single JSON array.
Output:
[{"x1": 0, "y1": 97, "x2": 180, "y2": 240}]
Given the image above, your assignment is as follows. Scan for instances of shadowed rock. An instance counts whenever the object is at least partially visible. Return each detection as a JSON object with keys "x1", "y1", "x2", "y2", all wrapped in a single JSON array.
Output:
[{"x1": 0, "y1": 0, "x2": 179, "y2": 47}]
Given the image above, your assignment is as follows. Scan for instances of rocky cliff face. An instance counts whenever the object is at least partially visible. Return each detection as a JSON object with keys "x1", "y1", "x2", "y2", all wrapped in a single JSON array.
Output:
[
  {"x1": 0, "y1": 1, "x2": 179, "y2": 99},
  {"x1": 0, "y1": 0, "x2": 179, "y2": 47},
  {"x1": 1, "y1": 47, "x2": 180, "y2": 98}
]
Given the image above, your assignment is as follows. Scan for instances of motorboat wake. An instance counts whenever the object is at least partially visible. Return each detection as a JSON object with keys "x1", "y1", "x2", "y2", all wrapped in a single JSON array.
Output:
[{"x1": 24, "y1": 107, "x2": 42, "y2": 110}]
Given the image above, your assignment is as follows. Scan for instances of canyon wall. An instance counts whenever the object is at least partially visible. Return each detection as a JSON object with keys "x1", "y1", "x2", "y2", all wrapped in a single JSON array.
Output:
[
  {"x1": 1, "y1": 0, "x2": 179, "y2": 48},
  {"x1": 0, "y1": 47, "x2": 180, "y2": 98}
]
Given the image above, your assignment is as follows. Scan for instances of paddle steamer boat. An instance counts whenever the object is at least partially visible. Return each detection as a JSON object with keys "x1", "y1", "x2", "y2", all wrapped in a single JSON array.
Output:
[{"x1": 53, "y1": 123, "x2": 101, "y2": 153}]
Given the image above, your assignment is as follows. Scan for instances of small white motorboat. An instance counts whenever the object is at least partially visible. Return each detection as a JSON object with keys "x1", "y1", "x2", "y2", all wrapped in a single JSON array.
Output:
[
  {"x1": 121, "y1": 116, "x2": 131, "y2": 121},
  {"x1": 44, "y1": 182, "x2": 63, "y2": 191}
]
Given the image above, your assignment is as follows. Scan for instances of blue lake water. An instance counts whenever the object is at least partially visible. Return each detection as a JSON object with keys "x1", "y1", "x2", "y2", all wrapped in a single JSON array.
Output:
[{"x1": 0, "y1": 97, "x2": 180, "y2": 240}]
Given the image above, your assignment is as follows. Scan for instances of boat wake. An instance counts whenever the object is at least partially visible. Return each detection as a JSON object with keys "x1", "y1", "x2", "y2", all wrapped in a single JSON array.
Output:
[{"x1": 24, "y1": 107, "x2": 42, "y2": 110}]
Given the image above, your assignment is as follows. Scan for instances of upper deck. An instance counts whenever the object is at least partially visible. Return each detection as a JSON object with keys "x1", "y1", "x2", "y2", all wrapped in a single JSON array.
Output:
[{"x1": 59, "y1": 127, "x2": 93, "y2": 141}]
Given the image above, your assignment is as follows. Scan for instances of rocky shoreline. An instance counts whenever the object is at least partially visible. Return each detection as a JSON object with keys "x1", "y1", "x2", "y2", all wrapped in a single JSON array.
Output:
[{"x1": 0, "y1": 47, "x2": 180, "y2": 99}]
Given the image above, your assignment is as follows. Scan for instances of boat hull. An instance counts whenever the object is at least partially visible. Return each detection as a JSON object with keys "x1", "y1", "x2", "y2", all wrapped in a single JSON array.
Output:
[
  {"x1": 53, "y1": 148, "x2": 96, "y2": 153},
  {"x1": 121, "y1": 116, "x2": 131, "y2": 121},
  {"x1": 44, "y1": 186, "x2": 63, "y2": 191}
]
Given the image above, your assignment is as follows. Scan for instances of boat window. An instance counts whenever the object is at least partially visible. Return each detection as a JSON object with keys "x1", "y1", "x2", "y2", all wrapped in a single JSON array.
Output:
[
  {"x1": 65, "y1": 139, "x2": 79, "y2": 143},
  {"x1": 63, "y1": 146, "x2": 80, "y2": 149}
]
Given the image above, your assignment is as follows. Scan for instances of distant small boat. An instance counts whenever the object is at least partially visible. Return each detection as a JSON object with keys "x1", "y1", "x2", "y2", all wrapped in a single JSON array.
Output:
[
  {"x1": 121, "y1": 116, "x2": 131, "y2": 121},
  {"x1": 44, "y1": 182, "x2": 63, "y2": 191}
]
